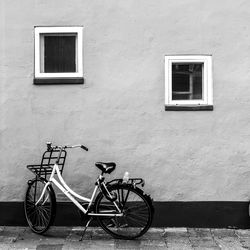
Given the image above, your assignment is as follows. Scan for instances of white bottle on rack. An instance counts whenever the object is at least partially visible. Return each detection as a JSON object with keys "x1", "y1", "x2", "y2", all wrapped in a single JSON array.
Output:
[{"x1": 122, "y1": 171, "x2": 130, "y2": 184}]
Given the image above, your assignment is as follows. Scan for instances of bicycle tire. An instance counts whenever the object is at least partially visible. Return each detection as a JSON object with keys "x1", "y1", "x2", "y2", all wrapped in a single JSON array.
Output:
[
  {"x1": 94, "y1": 183, "x2": 153, "y2": 239},
  {"x1": 24, "y1": 178, "x2": 56, "y2": 234}
]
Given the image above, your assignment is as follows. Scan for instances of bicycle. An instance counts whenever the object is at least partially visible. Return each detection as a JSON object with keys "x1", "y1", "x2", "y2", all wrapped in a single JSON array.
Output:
[{"x1": 24, "y1": 142, "x2": 154, "y2": 240}]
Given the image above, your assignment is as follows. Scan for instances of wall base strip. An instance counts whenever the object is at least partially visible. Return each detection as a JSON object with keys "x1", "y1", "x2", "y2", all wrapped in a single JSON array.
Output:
[{"x1": 1, "y1": 201, "x2": 249, "y2": 228}]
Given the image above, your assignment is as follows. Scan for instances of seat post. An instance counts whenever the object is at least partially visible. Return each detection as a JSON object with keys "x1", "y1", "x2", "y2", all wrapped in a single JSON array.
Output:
[{"x1": 96, "y1": 174, "x2": 104, "y2": 186}]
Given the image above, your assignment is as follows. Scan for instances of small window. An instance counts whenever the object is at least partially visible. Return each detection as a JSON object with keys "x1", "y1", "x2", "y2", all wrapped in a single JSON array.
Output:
[
  {"x1": 165, "y1": 55, "x2": 213, "y2": 110},
  {"x1": 34, "y1": 27, "x2": 83, "y2": 84}
]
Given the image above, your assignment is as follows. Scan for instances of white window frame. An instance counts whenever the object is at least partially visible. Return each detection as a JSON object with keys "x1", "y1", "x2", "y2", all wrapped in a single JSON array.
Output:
[
  {"x1": 165, "y1": 55, "x2": 213, "y2": 106},
  {"x1": 34, "y1": 26, "x2": 83, "y2": 78}
]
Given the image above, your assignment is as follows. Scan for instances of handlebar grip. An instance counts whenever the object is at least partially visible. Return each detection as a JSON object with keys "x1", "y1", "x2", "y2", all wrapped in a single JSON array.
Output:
[
  {"x1": 46, "y1": 142, "x2": 52, "y2": 151},
  {"x1": 81, "y1": 145, "x2": 88, "y2": 151}
]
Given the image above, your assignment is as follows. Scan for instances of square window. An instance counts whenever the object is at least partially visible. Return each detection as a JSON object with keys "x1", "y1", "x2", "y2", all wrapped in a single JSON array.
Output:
[
  {"x1": 43, "y1": 35, "x2": 76, "y2": 73},
  {"x1": 165, "y1": 55, "x2": 213, "y2": 110},
  {"x1": 34, "y1": 27, "x2": 83, "y2": 84}
]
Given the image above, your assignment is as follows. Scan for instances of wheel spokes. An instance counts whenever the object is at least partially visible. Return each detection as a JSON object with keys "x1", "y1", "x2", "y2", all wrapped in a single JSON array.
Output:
[
  {"x1": 25, "y1": 180, "x2": 54, "y2": 233},
  {"x1": 97, "y1": 186, "x2": 152, "y2": 238}
]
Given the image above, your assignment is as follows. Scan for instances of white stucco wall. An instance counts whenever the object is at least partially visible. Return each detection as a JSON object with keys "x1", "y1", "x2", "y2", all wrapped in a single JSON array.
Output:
[{"x1": 1, "y1": 0, "x2": 250, "y2": 201}]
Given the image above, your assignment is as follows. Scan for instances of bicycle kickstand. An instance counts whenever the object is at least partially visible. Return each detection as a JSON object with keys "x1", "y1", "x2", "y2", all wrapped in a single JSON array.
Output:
[{"x1": 79, "y1": 217, "x2": 93, "y2": 241}]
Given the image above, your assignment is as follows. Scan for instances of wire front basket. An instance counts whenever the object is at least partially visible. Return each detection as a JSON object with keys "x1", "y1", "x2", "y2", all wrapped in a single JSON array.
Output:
[{"x1": 27, "y1": 150, "x2": 67, "y2": 180}]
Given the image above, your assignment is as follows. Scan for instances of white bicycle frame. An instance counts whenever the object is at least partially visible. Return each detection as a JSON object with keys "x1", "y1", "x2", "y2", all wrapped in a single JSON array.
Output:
[{"x1": 36, "y1": 161, "x2": 122, "y2": 217}]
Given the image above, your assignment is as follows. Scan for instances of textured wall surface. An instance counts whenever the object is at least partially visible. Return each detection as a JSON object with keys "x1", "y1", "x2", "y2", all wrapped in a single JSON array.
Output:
[{"x1": 1, "y1": 0, "x2": 250, "y2": 201}]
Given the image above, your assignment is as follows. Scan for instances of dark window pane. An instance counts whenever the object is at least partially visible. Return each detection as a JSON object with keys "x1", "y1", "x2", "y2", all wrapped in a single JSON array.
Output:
[
  {"x1": 44, "y1": 35, "x2": 76, "y2": 73},
  {"x1": 172, "y1": 63, "x2": 203, "y2": 100}
]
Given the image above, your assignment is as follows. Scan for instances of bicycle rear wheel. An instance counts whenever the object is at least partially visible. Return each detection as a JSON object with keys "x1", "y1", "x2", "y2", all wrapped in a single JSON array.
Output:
[
  {"x1": 94, "y1": 184, "x2": 153, "y2": 239},
  {"x1": 24, "y1": 178, "x2": 56, "y2": 234}
]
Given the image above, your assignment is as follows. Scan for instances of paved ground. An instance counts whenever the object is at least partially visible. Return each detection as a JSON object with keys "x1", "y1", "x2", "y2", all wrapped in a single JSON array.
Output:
[{"x1": 1, "y1": 227, "x2": 250, "y2": 249}]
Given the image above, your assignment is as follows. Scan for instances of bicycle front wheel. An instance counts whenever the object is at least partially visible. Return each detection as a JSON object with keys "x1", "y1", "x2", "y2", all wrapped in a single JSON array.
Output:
[
  {"x1": 95, "y1": 184, "x2": 153, "y2": 239},
  {"x1": 24, "y1": 178, "x2": 56, "y2": 234}
]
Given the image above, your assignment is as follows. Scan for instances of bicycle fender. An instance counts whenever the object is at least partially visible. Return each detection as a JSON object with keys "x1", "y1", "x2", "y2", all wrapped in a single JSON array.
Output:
[
  {"x1": 106, "y1": 183, "x2": 155, "y2": 214},
  {"x1": 129, "y1": 185, "x2": 154, "y2": 214}
]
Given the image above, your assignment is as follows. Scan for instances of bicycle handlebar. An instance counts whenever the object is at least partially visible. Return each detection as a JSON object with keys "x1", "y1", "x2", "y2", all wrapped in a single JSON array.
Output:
[{"x1": 46, "y1": 142, "x2": 88, "y2": 152}]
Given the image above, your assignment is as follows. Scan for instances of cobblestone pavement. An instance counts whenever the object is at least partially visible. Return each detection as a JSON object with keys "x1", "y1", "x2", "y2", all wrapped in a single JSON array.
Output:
[{"x1": 1, "y1": 227, "x2": 250, "y2": 249}]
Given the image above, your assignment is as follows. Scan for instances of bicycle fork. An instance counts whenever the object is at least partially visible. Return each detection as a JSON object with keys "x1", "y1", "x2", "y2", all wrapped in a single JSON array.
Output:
[{"x1": 35, "y1": 182, "x2": 51, "y2": 205}]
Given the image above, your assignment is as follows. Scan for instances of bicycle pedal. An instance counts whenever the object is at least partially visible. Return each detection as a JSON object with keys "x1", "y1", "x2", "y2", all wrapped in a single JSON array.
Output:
[
  {"x1": 78, "y1": 204, "x2": 94, "y2": 221},
  {"x1": 107, "y1": 218, "x2": 118, "y2": 227}
]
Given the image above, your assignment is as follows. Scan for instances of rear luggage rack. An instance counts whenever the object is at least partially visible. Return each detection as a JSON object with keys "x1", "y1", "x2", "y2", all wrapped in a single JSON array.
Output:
[
  {"x1": 107, "y1": 178, "x2": 145, "y2": 187},
  {"x1": 27, "y1": 150, "x2": 67, "y2": 180}
]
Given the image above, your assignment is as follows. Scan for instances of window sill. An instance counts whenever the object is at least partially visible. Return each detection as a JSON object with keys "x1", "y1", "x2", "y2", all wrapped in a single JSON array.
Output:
[
  {"x1": 165, "y1": 105, "x2": 213, "y2": 111},
  {"x1": 33, "y1": 77, "x2": 84, "y2": 85}
]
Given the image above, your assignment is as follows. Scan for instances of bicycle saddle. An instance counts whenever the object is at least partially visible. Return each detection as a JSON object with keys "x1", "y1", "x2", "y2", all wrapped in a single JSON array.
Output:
[{"x1": 95, "y1": 162, "x2": 116, "y2": 174}]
